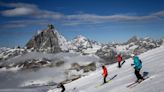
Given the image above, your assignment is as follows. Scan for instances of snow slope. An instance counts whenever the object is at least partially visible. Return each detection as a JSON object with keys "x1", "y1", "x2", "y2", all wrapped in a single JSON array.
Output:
[{"x1": 48, "y1": 45, "x2": 164, "y2": 92}]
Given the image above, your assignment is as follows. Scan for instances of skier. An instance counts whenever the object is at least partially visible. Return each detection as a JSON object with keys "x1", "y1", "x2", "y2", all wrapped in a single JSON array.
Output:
[
  {"x1": 131, "y1": 54, "x2": 144, "y2": 82},
  {"x1": 117, "y1": 54, "x2": 122, "y2": 68},
  {"x1": 57, "y1": 83, "x2": 65, "y2": 92},
  {"x1": 102, "y1": 65, "x2": 108, "y2": 83}
]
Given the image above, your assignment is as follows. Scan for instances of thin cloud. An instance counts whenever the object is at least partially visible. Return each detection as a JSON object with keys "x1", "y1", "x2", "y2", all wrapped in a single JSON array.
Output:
[
  {"x1": 2, "y1": 7, "x2": 36, "y2": 16},
  {"x1": 152, "y1": 11, "x2": 164, "y2": 17},
  {"x1": 0, "y1": 2, "x2": 63, "y2": 19},
  {"x1": 0, "y1": 2, "x2": 164, "y2": 27},
  {"x1": 0, "y1": 20, "x2": 52, "y2": 29},
  {"x1": 1, "y1": 23, "x2": 27, "y2": 28}
]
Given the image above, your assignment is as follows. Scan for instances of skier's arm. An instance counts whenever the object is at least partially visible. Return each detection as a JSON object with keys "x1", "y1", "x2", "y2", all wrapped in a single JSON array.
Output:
[{"x1": 131, "y1": 64, "x2": 135, "y2": 66}]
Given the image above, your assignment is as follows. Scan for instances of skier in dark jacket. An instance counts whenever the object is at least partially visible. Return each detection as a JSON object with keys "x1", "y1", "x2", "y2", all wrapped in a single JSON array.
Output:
[
  {"x1": 102, "y1": 65, "x2": 108, "y2": 83},
  {"x1": 117, "y1": 54, "x2": 122, "y2": 68},
  {"x1": 131, "y1": 54, "x2": 144, "y2": 82}
]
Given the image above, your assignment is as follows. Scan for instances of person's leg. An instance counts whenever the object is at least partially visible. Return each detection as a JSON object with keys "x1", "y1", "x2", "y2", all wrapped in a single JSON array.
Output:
[
  {"x1": 61, "y1": 88, "x2": 65, "y2": 92},
  {"x1": 119, "y1": 62, "x2": 121, "y2": 68},
  {"x1": 138, "y1": 69, "x2": 144, "y2": 80},
  {"x1": 104, "y1": 77, "x2": 106, "y2": 83},
  {"x1": 118, "y1": 62, "x2": 121, "y2": 68},
  {"x1": 61, "y1": 85, "x2": 65, "y2": 92},
  {"x1": 135, "y1": 69, "x2": 140, "y2": 81},
  {"x1": 104, "y1": 76, "x2": 107, "y2": 83}
]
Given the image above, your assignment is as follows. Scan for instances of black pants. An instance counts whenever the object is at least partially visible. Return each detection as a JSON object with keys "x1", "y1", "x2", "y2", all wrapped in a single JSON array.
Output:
[
  {"x1": 118, "y1": 62, "x2": 121, "y2": 68},
  {"x1": 61, "y1": 88, "x2": 65, "y2": 92},
  {"x1": 61, "y1": 85, "x2": 65, "y2": 92},
  {"x1": 104, "y1": 76, "x2": 107, "y2": 83},
  {"x1": 135, "y1": 69, "x2": 143, "y2": 80}
]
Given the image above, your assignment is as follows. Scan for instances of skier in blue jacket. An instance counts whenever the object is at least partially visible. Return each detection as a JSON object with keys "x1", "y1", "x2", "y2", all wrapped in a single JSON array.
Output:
[{"x1": 131, "y1": 54, "x2": 144, "y2": 82}]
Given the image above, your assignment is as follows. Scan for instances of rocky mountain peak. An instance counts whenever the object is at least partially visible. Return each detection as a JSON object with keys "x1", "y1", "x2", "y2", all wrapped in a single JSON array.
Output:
[
  {"x1": 127, "y1": 36, "x2": 139, "y2": 43},
  {"x1": 26, "y1": 24, "x2": 61, "y2": 53}
]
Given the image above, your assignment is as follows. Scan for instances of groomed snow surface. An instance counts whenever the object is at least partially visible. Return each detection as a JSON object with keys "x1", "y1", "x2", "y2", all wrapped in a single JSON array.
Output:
[{"x1": 49, "y1": 45, "x2": 164, "y2": 92}]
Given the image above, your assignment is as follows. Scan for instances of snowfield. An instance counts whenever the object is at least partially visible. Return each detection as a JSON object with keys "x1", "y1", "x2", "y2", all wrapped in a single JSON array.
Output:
[{"x1": 48, "y1": 45, "x2": 164, "y2": 92}]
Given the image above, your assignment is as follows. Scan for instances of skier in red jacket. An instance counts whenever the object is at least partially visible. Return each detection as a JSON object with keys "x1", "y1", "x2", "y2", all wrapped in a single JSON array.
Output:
[
  {"x1": 117, "y1": 54, "x2": 122, "y2": 68},
  {"x1": 102, "y1": 65, "x2": 108, "y2": 83}
]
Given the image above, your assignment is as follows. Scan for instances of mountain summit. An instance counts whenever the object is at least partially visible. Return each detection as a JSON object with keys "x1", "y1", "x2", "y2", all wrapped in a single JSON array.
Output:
[{"x1": 26, "y1": 24, "x2": 61, "y2": 53}]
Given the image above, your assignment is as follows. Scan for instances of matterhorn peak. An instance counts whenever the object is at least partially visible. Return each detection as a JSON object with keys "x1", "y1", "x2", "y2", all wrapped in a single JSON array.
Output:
[
  {"x1": 26, "y1": 24, "x2": 61, "y2": 53},
  {"x1": 26, "y1": 24, "x2": 71, "y2": 52},
  {"x1": 47, "y1": 24, "x2": 55, "y2": 30}
]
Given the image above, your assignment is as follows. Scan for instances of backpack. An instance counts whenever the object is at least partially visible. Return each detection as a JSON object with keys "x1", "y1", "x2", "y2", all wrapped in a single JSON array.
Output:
[{"x1": 139, "y1": 59, "x2": 142, "y2": 65}]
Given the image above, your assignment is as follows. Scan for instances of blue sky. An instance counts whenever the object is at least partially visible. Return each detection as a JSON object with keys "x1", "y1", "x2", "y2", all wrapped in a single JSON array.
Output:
[{"x1": 0, "y1": 0, "x2": 164, "y2": 47}]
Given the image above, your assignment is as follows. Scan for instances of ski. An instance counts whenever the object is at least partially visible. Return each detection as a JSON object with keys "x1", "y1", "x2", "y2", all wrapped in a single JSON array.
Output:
[
  {"x1": 126, "y1": 81, "x2": 138, "y2": 88},
  {"x1": 95, "y1": 74, "x2": 117, "y2": 88},
  {"x1": 127, "y1": 71, "x2": 149, "y2": 88},
  {"x1": 95, "y1": 79, "x2": 112, "y2": 87},
  {"x1": 127, "y1": 77, "x2": 150, "y2": 88}
]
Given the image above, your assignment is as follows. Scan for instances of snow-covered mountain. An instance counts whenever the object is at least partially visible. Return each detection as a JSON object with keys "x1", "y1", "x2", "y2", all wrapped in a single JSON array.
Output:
[
  {"x1": 24, "y1": 25, "x2": 163, "y2": 58},
  {"x1": 53, "y1": 29, "x2": 71, "y2": 51},
  {"x1": 71, "y1": 35, "x2": 102, "y2": 54},
  {"x1": 0, "y1": 47, "x2": 27, "y2": 61},
  {"x1": 26, "y1": 24, "x2": 61, "y2": 53},
  {"x1": 48, "y1": 44, "x2": 164, "y2": 92},
  {"x1": 72, "y1": 35, "x2": 92, "y2": 49},
  {"x1": 96, "y1": 36, "x2": 163, "y2": 64},
  {"x1": 25, "y1": 24, "x2": 101, "y2": 54},
  {"x1": 1, "y1": 25, "x2": 163, "y2": 65}
]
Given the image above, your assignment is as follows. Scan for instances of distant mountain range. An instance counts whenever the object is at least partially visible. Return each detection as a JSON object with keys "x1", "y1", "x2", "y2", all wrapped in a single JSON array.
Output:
[{"x1": 0, "y1": 24, "x2": 164, "y2": 64}]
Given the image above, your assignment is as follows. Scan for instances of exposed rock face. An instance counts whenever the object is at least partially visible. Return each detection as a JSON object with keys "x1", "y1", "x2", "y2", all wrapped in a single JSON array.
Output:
[
  {"x1": 69, "y1": 62, "x2": 96, "y2": 72},
  {"x1": 82, "y1": 62, "x2": 96, "y2": 73},
  {"x1": 96, "y1": 46, "x2": 117, "y2": 64},
  {"x1": 26, "y1": 24, "x2": 61, "y2": 53},
  {"x1": 127, "y1": 36, "x2": 139, "y2": 43}
]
